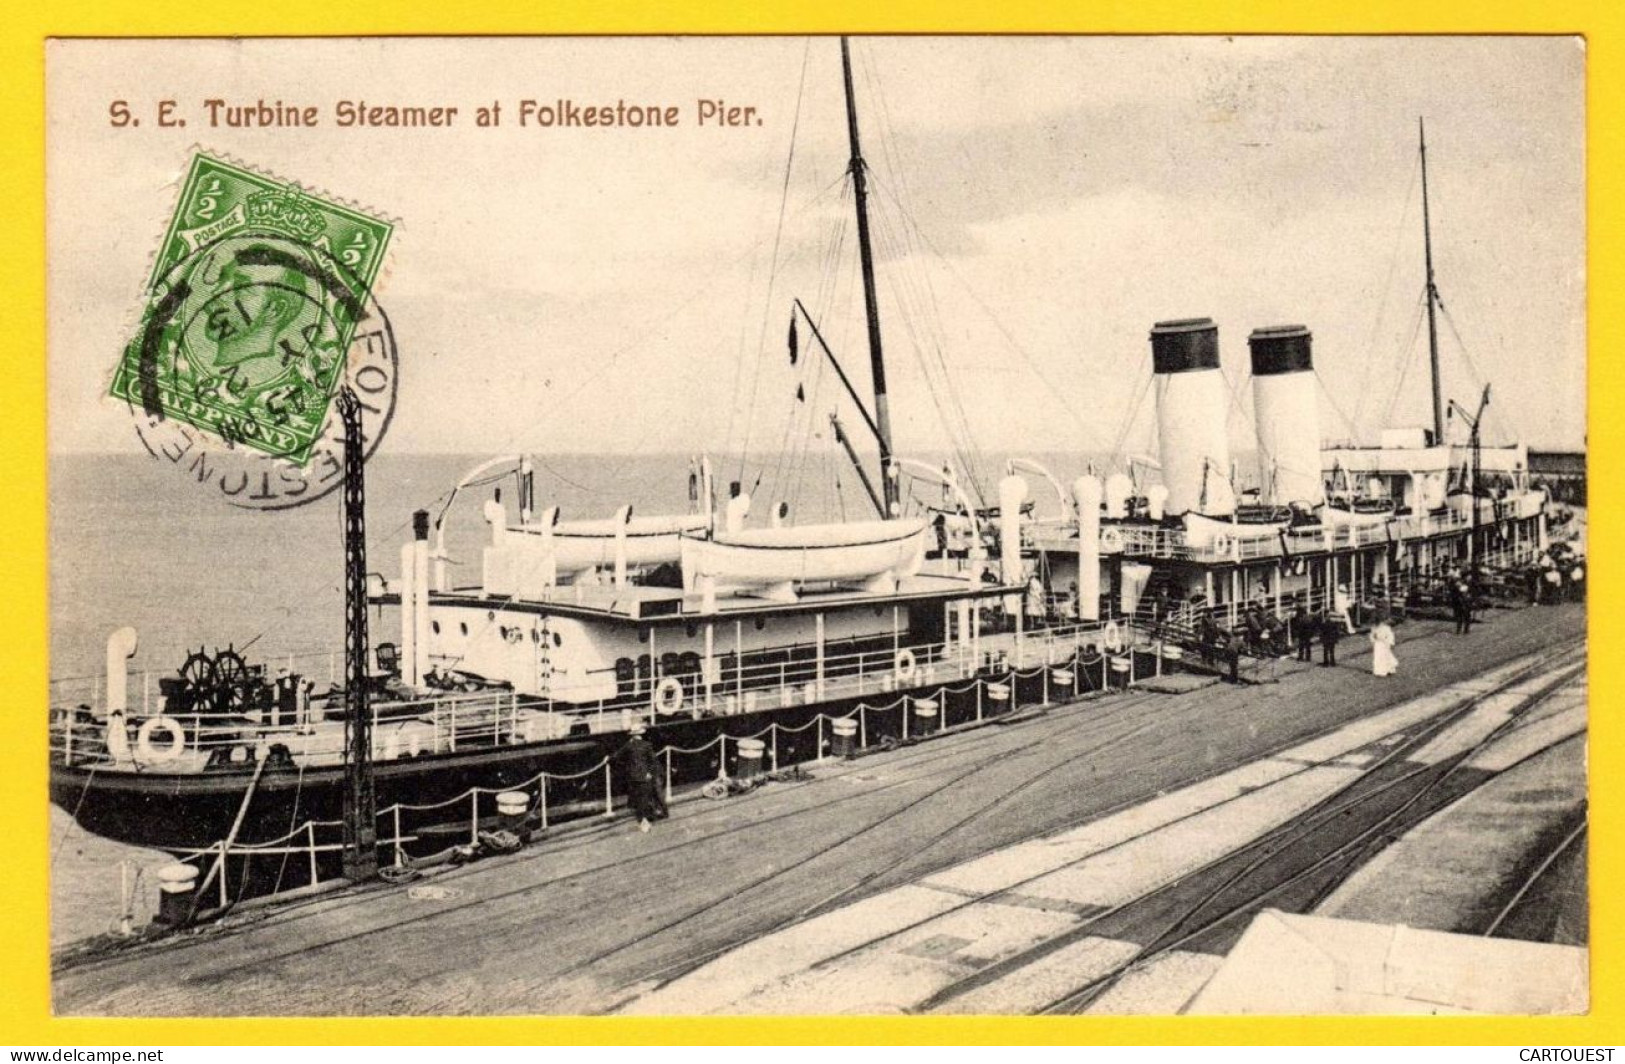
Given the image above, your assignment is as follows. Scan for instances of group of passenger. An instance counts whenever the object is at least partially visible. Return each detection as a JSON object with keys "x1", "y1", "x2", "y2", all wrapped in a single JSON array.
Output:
[
  {"x1": 1189, "y1": 583, "x2": 1402, "y2": 681},
  {"x1": 1286, "y1": 599, "x2": 1358, "y2": 669},
  {"x1": 1290, "y1": 595, "x2": 1399, "y2": 676},
  {"x1": 1527, "y1": 545, "x2": 1587, "y2": 605}
]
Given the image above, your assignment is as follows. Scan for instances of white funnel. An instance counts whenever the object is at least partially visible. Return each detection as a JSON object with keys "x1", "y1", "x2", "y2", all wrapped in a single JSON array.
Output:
[
  {"x1": 1249, "y1": 325, "x2": 1323, "y2": 507},
  {"x1": 1151, "y1": 318, "x2": 1234, "y2": 517}
]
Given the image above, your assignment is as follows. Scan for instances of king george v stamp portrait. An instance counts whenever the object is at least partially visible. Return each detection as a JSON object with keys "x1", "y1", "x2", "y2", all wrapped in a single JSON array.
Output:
[{"x1": 108, "y1": 153, "x2": 394, "y2": 465}]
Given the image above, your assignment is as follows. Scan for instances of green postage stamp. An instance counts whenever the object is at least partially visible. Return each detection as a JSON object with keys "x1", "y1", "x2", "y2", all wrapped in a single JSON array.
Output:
[{"x1": 109, "y1": 153, "x2": 394, "y2": 464}]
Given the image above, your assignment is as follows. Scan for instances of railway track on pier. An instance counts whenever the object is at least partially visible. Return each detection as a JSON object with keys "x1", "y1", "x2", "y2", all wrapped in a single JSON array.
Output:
[
  {"x1": 909, "y1": 649, "x2": 1587, "y2": 1015},
  {"x1": 611, "y1": 638, "x2": 1584, "y2": 1015},
  {"x1": 1481, "y1": 814, "x2": 1588, "y2": 942}
]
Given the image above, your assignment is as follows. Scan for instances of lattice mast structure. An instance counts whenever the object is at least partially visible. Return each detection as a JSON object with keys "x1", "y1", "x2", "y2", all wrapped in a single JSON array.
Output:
[{"x1": 338, "y1": 386, "x2": 378, "y2": 881}]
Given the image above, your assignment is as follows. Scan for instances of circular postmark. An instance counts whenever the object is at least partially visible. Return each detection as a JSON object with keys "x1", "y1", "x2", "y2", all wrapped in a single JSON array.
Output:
[{"x1": 120, "y1": 231, "x2": 398, "y2": 510}]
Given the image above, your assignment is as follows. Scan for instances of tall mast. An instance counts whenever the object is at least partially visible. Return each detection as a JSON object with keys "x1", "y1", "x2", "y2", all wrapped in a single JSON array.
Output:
[
  {"x1": 1420, "y1": 117, "x2": 1445, "y2": 445},
  {"x1": 841, "y1": 36, "x2": 897, "y2": 515}
]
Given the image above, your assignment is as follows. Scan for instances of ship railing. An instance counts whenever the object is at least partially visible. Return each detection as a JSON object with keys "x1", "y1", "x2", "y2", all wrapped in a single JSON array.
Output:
[
  {"x1": 1115, "y1": 526, "x2": 1286, "y2": 563},
  {"x1": 50, "y1": 620, "x2": 1134, "y2": 771},
  {"x1": 1111, "y1": 500, "x2": 1549, "y2": 564},
  {"x1": 50, "y1": 628, "x2": 1091, "y2": 765},
  {"x1": 47, "y1": 645, "x2": 350, "y2": 715},
  {"x1": 1142, "y1": 545, "x2": 1551, "y2": 646},
  {"x1": 543, "y1": 621, "x2": 1125, "y2": 734}
]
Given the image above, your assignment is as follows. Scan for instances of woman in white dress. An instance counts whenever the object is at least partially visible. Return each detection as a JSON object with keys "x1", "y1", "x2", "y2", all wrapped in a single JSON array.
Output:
[
  {"x1": 1335, "y1": 583, "x2": 1356, "y2": 633},
  {"x1": 1370, "y1": 614, "x2": 1398, "y2": 677}
]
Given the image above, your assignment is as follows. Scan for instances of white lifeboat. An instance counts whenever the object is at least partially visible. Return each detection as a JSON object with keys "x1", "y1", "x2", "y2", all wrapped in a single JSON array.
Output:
[
  {"x1": 1320, "y1": 499, "x2": 1395, "y2": 527},
  {"x1": 512, "y1": 513, "x2": 707, "y2": 575},
  {"x1": 1183, "y1": 510, "x2": 1288, "y2": 549},
  {"x1": 681, "y1": 518, "x2": 927, "y2": 595}
]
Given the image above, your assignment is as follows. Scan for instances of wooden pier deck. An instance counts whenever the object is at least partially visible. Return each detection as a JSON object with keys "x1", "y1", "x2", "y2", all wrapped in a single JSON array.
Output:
[{"x1": 51, "y1": 603, "x2": 1586, "y2": 1017}]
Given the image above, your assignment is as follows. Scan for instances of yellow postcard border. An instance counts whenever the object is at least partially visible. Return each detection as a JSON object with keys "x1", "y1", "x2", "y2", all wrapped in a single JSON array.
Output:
[{"x1": 2, "y1": 0, "x2": 1614, "y2": 1046}]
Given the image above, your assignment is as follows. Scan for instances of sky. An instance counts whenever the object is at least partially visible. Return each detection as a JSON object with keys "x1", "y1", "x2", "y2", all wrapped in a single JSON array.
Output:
[{"x1": 46, "y1": 36, "x2": 1586, "y2": 467}]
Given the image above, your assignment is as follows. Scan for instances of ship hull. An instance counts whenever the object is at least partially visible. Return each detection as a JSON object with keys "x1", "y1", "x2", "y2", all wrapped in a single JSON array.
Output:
[{"x1": 49, "y1": 657, "x2": 1093, "y2": 856}]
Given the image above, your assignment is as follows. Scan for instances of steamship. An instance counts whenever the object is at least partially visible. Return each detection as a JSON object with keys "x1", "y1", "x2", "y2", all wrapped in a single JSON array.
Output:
[{"x1": 49, "y1": 45, "x2": 1554, "y2": 876}]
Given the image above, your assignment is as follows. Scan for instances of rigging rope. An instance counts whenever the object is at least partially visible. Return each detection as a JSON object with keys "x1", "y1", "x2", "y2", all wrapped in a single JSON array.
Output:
[
  {"x1": 1107, "y1": 369, "x2": 1155, "y2": 470},
  {"x1": 1439, "y1": 300, "x2": 1521, "y2": 443},
  {"x1": 868, "y1": 171, "x2": 1108, "y2": 461},
  {"x1": 733, "y1": 38, "x2": 813, "y2": 481},
  {"x1": 1378, "y1": 290, "x2": 1430, "y2": 433},
  {"x1": 1353, "y1": 151, "x2": 1422, "y2": 434},
  {"x1": 865, "y1": 193, "x2": 986, "y2": 508},
  {"x1": 1316, "y1": 373, "x2": 1362, "y2": 445},
  {"x1": 768, "y1": 199, "x2": 852, "y2": 508}
]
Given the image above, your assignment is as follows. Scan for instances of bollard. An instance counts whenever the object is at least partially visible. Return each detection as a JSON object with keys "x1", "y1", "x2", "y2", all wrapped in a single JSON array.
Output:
[
  {"x1": 831, "y1": 717, "x2": 858, "y2": 759},
  {"x1": 155, "y1": 863, "x2": 198, "y2": 927},
  {"x1": 912, "y1": 698, "x2": 939, "y2": 736},
  {"x1": 496, "y1": 790, "x2": 529, "y2": 833},
  {"x1": 1051, "y1": 667, "x2": 1075, "y2": 691},
  {"x1": 736, "y1": 737, "x2": 765, "y2": 781},
  {"x1": 1109, "y1": 656, "x2": 1132, "y2": 689},
  {"x1": 116, "y1": 860, "x2": 135, "y2": 938},
  {"x1": 986, "y1": 682, "x2": 1011, "y2": 707}
]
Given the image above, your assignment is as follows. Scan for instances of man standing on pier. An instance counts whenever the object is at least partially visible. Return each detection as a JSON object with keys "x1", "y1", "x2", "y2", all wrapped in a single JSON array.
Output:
[
  {"x1": 1319, "y1": 609, "x2": 1341, "y2": 667},
  {"x1": 1450, "y1": 579, "x2": 1473, "y2": 634},
  {"x1": 624, "y1": 721, "x2": 668, "y2": 832},
  {"x1": 1293, "y1": 605, "x2": 1315, "y2": 663}
]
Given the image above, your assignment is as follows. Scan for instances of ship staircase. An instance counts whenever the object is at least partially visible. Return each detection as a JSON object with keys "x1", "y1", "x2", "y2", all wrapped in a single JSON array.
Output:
[{"x1": 1125, "y1": 571, "x2": 1287, "y2": 685}]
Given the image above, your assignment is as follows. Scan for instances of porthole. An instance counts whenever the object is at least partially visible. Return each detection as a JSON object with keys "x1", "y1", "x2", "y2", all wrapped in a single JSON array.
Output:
[
  {"x1": 754, "y1": 617, "x2": 766, "y2": 631},
  {"x1": 685, "y1": 623, "x2": 698, "y2": 638},
  {"x1": 431, "y1": 620, "x2": 441, "y2": 635},
  {"x1": 459, "y1": 622, "x2": 469, "y2": 636},
  {"x1": 553, "y1": 631, "x2": 563, "y2": 648},
  {"x1": 638, "y1": 630, "x2": 649, "y2": 644}
]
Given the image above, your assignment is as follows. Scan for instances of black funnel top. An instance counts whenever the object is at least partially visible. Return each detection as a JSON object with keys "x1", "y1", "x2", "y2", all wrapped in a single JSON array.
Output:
[
  {"x1": 1150, "y1": 318, "x2": 1220, "y2": 374},
  {"x1": 1248, "y1": 325, "x2": 1313, "y2": 376}
]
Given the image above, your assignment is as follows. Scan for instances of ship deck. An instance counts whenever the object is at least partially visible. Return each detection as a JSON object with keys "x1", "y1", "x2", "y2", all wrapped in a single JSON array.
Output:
[
  {"x1": 378, "y1": 569, "x2": 1021, "y2": 625},
  {"x1": 51, "y1": 602, "x2": 1586, "y2": 1016}
]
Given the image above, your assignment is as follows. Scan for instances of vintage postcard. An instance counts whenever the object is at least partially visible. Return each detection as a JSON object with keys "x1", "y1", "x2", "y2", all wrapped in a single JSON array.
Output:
[{"x1": 43, "y1": 35, "x2": 1587, "y2": 1022}]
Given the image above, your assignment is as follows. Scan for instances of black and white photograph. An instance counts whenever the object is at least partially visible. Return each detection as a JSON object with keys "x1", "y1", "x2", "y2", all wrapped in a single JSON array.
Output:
[{"x1": 44, "y1": 34, "x2": 1587, "y2": 1017}]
